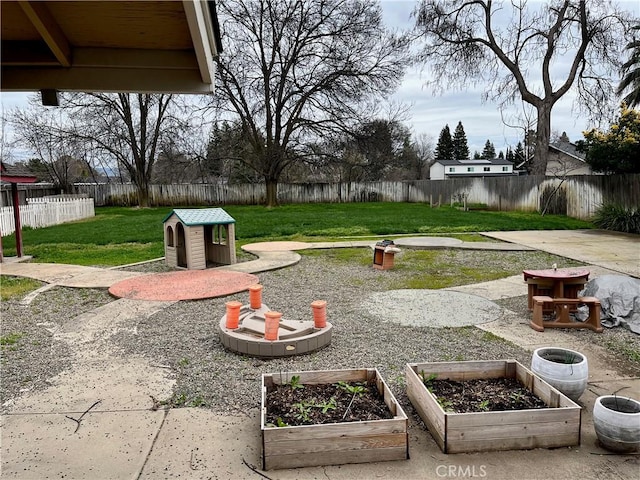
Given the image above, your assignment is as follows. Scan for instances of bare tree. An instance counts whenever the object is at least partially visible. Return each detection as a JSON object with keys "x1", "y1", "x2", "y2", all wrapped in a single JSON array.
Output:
[
  {"x1": 66, "y1": 93, "x2": 180, "y2": 206},
  {"x1": 500, "y1": 101, "x2": 537, "y2": 170},
  {"x1": 413, "y1": 0, "x2": 633, "y2": 174},
  {"x1": 413, "y1": 132, "x2": 435, "y2": 179},
  {"x1": 213, "y1": 0, "x2": 410, "y2": 206},
  {"x1": 9, "y1": 98, "x2": 89, "y2": 191}
]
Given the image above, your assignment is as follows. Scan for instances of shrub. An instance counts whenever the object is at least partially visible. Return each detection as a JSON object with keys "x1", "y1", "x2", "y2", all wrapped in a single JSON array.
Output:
[{"x1": 592, "y1": 204, "x2": 640, "y2": 234}]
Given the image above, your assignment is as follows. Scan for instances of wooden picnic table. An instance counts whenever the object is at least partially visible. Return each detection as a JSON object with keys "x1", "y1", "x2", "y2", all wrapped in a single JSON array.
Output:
[{"x1": 523, "y1": 268, "x2": 590, "y2": 310}]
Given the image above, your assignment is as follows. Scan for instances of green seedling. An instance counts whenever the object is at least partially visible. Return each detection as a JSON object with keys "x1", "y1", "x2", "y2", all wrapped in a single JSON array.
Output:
[
  {"x1": 335, "y1": 381, "x2": 366, "y2": 395},
  {"x1": 478, "y1": 400, "x2": 490, "y2": 411},
  {"x1": 510, "y1": 391, "x2": 524, "y2": 404},
  {"x1": 437, "y1": 397, "x2": 454, "y2": 412},
  {"x1": 318, "y1": 397, "x2": 337, "y2": 413},
  {"x1": 293, "y1": 401, "x2": 313, "y2": 422},
  {"x1": 419, "y1": 371, "x2": 438, "y2": 392},
  {"x1": 266, "y1": 417, "x2": 289, "y2": 428},
  {"x1": 288, "y1": 375, "x2": 304, "y2": 390}
]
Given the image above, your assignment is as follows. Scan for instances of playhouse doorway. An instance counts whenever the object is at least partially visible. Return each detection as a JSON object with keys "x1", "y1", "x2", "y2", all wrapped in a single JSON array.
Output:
[{"x1": 176, "y1": 222, "x2": 187, "y2": 268}]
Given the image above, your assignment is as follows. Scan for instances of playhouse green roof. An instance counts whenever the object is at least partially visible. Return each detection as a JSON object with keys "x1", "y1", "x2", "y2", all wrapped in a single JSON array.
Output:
[{"x1": 163, "y1": 208, "x2": 235, "y2": 226}]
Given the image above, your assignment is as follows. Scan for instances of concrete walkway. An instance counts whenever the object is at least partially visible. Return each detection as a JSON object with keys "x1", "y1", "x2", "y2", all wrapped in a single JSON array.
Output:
[
  {"x1": 1, "y1": 230, "x2": 639, "y2": 479},
  {"x1": 483, "y1": 229, "x2": 640, "y2": 278}
]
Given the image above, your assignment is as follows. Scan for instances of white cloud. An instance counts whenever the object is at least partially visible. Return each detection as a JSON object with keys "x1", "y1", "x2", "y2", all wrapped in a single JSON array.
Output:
[
  {"x1": 3, "y1": 0, "x2": 638, "y2": 161},
  {"x1": 381, "y1": 0, "x2": 640, "y2": 153}
]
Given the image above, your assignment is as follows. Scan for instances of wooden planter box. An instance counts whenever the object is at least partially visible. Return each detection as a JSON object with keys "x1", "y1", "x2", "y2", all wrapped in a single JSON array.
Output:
[
  {"x1": 261, "y1": 368, "x2": 408, "y2": 470},
  {"x1": 405, "y1": 360, "x2": 581, "y2": 454}
]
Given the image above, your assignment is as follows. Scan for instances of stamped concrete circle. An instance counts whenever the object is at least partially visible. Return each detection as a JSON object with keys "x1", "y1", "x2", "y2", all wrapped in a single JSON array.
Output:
[
  {"x1": 109, "y1": 270, "x2": 259, "y2": 301},
  {"x1": 242, "y1": 241, "x2": 310, "y2": 252},
  {"x1": 363, "y1": 289, "x2": 505, "y2": 328},
  {"x1": 394, "y1": 237, "x2": 463, "y2": 248}
]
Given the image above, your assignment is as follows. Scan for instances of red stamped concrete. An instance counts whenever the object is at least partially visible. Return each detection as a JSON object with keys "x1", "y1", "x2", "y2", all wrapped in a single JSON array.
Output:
[{"x1": 109, "y1": 270, "x2": 259, "y2": 301}]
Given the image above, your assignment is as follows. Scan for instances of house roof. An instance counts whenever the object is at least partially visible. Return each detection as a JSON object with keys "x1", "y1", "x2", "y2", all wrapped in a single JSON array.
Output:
[
  {"x1": 1, "y1": 0, "x2": 222, "y2": 96},
  {"x1": 434, "y1": 158, "x2": 514, "y2": 166},
  {"x1": 164, "y1": 208, "x2": 235, "y2": 226},
  {"x1": 549, "y1": 140, "x2": 586, "y2": 162},
  {"x1": 0, "y1": 162, "x2": 38, "y2": 183}
]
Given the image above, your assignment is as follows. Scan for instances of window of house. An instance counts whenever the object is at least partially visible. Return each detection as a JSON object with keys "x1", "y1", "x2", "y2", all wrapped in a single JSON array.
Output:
[
  {"x1": 467, "y1": 167, "x2": 474, "y2": 172},
  {"x1": 502, "y1": 166, "x2": 509, "y2": 172},
  {"x1": 449, "y1": 167, "x2": 455, "y2": 172},
  {"x1": 483, "y1": 167, "x2": 490, "y2": 172}
]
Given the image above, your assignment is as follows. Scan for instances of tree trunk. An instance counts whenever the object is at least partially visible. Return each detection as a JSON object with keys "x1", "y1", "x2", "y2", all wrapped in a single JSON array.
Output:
[
  {"x1": 137, "y1": 178, "x2": 150, "y2": 207},
  {"x1": 265, "y1": 178, "x2": 279, "y2": 207},
  {"x1": 531, "y1": 105, "x2": 552, "y2": 175}
]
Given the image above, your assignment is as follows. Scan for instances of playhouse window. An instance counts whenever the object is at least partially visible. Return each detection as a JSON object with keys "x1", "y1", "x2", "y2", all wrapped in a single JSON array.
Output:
[
  {"x1": 166, "y1": 226, "x2": 174, "y2": 247},
  {"x1": 211, "y1": 225, "x2": 227, "y2": 245}
]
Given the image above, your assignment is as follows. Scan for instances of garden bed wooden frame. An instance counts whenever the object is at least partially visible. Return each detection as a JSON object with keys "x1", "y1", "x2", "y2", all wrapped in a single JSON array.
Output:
[
  {"x1": 405, "y1": 360, "x2": 581, "y2": 454},
  {"x1": 261, "y1": 368, "x2": 409, "y2": 470}
]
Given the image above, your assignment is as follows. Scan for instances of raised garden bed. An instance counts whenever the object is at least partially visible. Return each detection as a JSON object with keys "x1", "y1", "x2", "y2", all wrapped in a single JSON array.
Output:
[
  {"x1": 261, "y1": 368, "x2": 408, "y2": 470},
  {"x1": 405, "y1": 360, "x2": 581, "y2": 454}
]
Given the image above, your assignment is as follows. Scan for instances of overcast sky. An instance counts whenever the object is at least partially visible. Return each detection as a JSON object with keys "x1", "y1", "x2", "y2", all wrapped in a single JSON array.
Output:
[
  {"x1": 2, "y1": 0, "x2": 639, "y2": 160},
  {"x1": 382, "y1": 0, "x2": 640, "y2": 155}
]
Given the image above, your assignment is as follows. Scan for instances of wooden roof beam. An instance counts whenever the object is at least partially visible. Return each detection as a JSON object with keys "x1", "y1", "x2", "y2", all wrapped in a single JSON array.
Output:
[
  {"x1": 18, "y1": 0, "x2": 72, "y2": 67},
  {"x1": 182, "y1": 0, "x2": 219, "y2": 85}
]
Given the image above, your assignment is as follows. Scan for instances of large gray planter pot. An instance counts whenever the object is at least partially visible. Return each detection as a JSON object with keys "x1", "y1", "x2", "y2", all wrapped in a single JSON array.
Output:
[
  {"x1": 593, "y1": 395, "x2": 640, "y2": 453},
  {"x1": 531, "y1": 347, "x2": 588, "y2": 402}
]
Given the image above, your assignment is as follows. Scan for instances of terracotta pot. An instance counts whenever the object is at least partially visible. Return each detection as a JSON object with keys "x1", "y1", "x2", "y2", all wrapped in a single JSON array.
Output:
[
  {"x1": 593, "y1": 395, "x2": 640, "y2": 453},
  {"x1": 264, "y1": 311, "x2": 282, "y2": 341},
  {"x1": 249, "y1": 284, "x2": 263, "y2": 309},
  {"x1": 531, "y1": 347, "x2": 588, "y2": 401},
  {"x1": 311, "y1": 300, "x2": 327, "y2": 328},
  {"x1": 225, "y1": 301, "x2": 242, "y2": 329}
]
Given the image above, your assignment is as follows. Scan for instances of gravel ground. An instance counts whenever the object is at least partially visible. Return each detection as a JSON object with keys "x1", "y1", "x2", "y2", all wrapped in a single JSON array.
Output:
[
  {"x1": 3, "y1": 248, "x2": 639, "y2": 415},
  {"x1": 111, "y1": 255, "x2": 538, "y2": 415},
  {"x1": 1, "y1": 287, "x2": 113, "y2": 406}
]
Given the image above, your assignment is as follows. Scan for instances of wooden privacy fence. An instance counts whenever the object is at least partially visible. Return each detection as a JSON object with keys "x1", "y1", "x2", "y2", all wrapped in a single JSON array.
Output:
[
  {"x1": 72, "y1": 174, "x2": 640, "y2": 220},
  {"x1": 0, "y1": 196, "x2": 95, "y2": 236}
]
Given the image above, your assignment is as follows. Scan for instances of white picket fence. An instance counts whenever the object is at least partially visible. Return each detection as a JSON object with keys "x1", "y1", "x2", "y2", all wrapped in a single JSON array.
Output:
[{"x1": 0, "y1": 196, "x2": 95, "y2": 235}]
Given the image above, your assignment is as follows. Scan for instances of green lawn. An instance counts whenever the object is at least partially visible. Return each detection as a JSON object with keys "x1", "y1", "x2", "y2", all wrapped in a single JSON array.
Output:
[{"x1": 1, "y1": 203, "x2": 592, "y2": 266}]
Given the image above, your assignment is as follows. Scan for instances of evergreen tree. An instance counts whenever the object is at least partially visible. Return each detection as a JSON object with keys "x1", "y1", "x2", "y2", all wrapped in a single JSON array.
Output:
[
  {"x1": 473, "y1": 151, "x2": 481, "y2": 159},
  {"x1": 505, "y1": 147, "x2": 515, "y2": 163},
  {"x1": 498, "y1": 150, "x2": 504, "y2": 159},
  {"x1": 481, "y1": 140, "x2": 496, "y2": 159},
  {"x1": 434, "y1": 124, "x2": 454, "y2": 160},
  {"x1": 514, "y1": 142, "x2": 525, "y2": 165},
  {"x1": 452, "y1": 121, "x2": 470, "y2": 160}
]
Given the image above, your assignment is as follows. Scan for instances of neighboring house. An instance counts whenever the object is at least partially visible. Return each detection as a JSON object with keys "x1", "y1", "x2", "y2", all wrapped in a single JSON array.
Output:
[
  {"x1": 547, "y1": 134, "x2": 594, "y2": 176},
  {"x1": 430, "y1": 158, "x2": 516, "y2": 180}
]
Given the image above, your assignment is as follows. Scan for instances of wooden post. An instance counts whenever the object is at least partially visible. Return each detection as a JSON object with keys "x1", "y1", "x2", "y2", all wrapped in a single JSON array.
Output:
[{"x1": 11, "y1": 183, "x2": 23, "y2": 257}]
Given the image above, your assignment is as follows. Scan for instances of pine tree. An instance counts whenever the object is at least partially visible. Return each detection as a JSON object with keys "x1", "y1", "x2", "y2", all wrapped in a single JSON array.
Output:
[
  {"x1": 481, "y1": 140, "x2": 496, "y2": 159},
  {"x1": 498, "y1": 150, "x2": 504, "y2": 159},
  {"x1": 434, "y1": 124, "x2": 454, "y2": 160},
  {"x1": 514, "y1": 141, "x2": 525, "y2": 165},
  {"x1": 452, "y1": 121, "x2": 470, "y2": 160},
  {"x1": 473, "y1": 151, "x2": 481, "y2": 159},
  {"x1": 505, "y1": 147, "x2": 515, "y2": 163}
]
